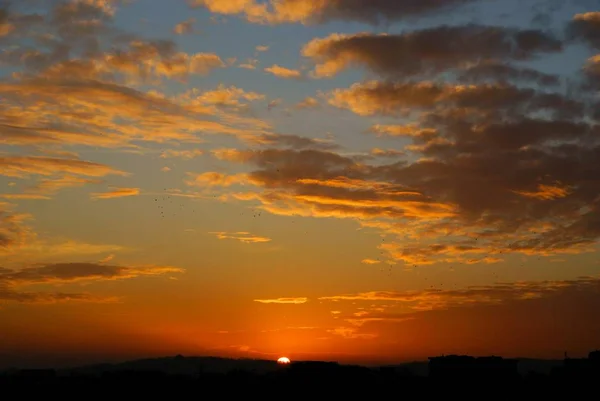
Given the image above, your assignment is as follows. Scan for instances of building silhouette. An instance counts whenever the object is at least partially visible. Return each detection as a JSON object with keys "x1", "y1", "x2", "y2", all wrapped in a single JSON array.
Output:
[
  {"x1": 553, "y1": 350, "x2": 600, "y2": 380},
  {"x1": 428, "y1": 355, "x2": 519, "y2": 381}
]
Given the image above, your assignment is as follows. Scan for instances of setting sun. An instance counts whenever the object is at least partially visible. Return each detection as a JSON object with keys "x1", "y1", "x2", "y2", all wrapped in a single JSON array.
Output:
[{"x1": 277, "y1": 357, "x2": 291, "y2": 365}]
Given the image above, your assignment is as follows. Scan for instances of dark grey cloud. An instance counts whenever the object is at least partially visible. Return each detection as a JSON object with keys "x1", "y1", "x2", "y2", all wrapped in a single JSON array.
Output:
[
  {"x1": 304, "y1": 25, "x2": 563, "y2": 78},
  {"x1": 0, "y1": 262, "x2": 184, "y2": 304}
]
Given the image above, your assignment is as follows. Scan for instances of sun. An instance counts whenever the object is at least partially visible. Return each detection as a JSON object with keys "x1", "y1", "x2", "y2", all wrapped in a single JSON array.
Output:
[{"x1": 277, "y1": 357, "x2": 291, "y2": 365}]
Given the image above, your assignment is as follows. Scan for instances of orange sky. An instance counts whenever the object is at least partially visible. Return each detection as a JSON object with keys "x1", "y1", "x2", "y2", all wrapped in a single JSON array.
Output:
[{"x1": 1, "y1": 0, "x2": 600, "y2": 368}]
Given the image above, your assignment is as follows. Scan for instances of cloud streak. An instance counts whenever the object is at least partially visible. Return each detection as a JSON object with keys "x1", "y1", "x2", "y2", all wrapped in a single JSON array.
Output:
[
  {"x1": 0, "y1": 261, "x2": 184, "y2": 304},
  {"x1": 90, "y1": 187, "x2": 140, "y2": 199},
  {"x1": 191, "y1": 0, "x2": 481, "y2": 25},
  {"x1": 210, "y1": 231, "x2": 272, "y2": 243},
  {"x1": 254, "y1": 297, "x2": 308, "y2": 304},
  {"x1": 319, "y1": 277, "x2": 600, "y2": 312}
]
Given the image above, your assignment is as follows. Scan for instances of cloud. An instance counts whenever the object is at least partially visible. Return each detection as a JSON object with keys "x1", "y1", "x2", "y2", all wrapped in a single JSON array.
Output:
[
  {"x1": 0, "y1": 261, "x2": 184, "y2": 304},
  {"x1": 208, "y1": 82, "x2": 600, "y2": 264},
  {"x1": 187, "y1": 172, "x2": 251, "y2": 187},
  {"x1": 326, "y1": 327, "x2": 377, "y2": 339},
  {"x1": 0, "y1": 1, "x2": 272, "y2": 154},
  {"x1": 0, "y1": 262, "x2": 183, "y2": 286},
  {"x1": 319, "y1": 277, "x2": 600, "y2": 313},
  {"x1": 0, "y1": 284, "x2": 115, "y2": 304},
  {"x1": 210, "y1": 231, "x2": 272, "y2": 243},
  {"x1": 264, "y1": 64, "x2": 302, "y2": 79},
  {"x1": 0, "y1": 201, "x2": 129, "y2": 262},
  {"x1": 192, "y1": 84, "x2": 265, "y2": 108},
  {"x1": 190, "y1": 0, "x2": 481, "y2": 25},
  {"x1": 246, "y1": 133, "x2": 338, "y2": 150},
  {"x1": 0, "y1": 194, "x2": 51, "y2": 200},
  {"x1": 90, "y1": 187, "x2": 140, "y2": 199},
  {"x1": 302, "y1": 27, "x2": 562, "y2": 78},
  {"x1": 3, "y1": 174, "x2": 104, "y2": 200},
  {"x1": 458, "y1": 61, "x2": 561, "y2": 86},
  {"x1": 255, "y1": 45, "x2": 269, "y2": 52},
  {"x1": 33, "y1": 176, "x2": 103, "y2": 194},
  {"x1": 361, "y1": 259, "x2": 381, "y2": 265},
  {"x1": 370, "y1": 148, "x2": 405, "y2": 158},
  {"x1": 328, "y1": 80, "x2": 583, "y2": 120},
  {"x1": 267, "y1": 99, "x2": 282, "y2": 110},
  {"x1": 586, "y1": 54, "x2": 600, "y2": 87},
  {"x1": 0, "y1": 204, "x2": 31, "y2": 251},
  {"x1": 295, "y1": 97, "x2": 320, "y2": 109},
  {"x1": 513, "y1": 184, "x2": 572, "y2": 201},
  {"x1": 211, "y1": 148, "x2": 456, "y2": 223},
  {"x1": 238, "y1": 58, "x2": 259, "y2": 69},
  {"x1": 160, "y1": 149, "x2": 206, "y2": 160},
  {"x1": 254, "y1": 297, "x2": 308, "y2": 304},
  {"x1": 0, "y1": 156, "x2": 126, "y2": 178},
  {"x1": 173, "y1": 18, "x2": 196, "y2": 35},
  {"x1": 569, "y1": 12, "x2": 600, "y2": 49},
  {"x1": 320, "y1": 276, "x2": 600, "y2": 358}
]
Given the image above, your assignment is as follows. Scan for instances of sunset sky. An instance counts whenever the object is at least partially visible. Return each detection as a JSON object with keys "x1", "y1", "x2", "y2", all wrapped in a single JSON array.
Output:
[{"x1": 1, "y1": 0, "x2": 600, "y2": 368}]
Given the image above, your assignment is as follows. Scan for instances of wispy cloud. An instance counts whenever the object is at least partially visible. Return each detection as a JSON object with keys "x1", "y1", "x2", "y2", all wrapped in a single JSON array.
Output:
[
  {"x1": 0, "y1": 157, "x2": 126, "y2": 178},
  {"x1": 210, "y1": 231, "x2": 272, "y2": 243},
  {"x1": 0, "y1": 262, "x2": 184, "y2": 304},
  {"x1": 319, "y1": 277, "x2": 600, "y2": 312},
  {"x1": 90, "y1": 187, "x2": 140, "y2": 200},
  {"x1": 190, "y1": 0, "x2": 477, "y2": 25},
  {"x1": 264, "y1": 64, "x2": 302, "y2": 79},
  {"x1": 173, "y1": 18, "x2": 196, "y2": 35},
  {"x1": 254, "y1": 297, "x2": 308, "y2": 304},
  {"x1": 160, "y1": 149, "x2": 205, "y2": 160}
]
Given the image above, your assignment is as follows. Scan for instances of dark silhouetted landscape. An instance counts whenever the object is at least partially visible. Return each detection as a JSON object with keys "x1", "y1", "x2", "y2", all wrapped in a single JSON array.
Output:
[{"x1": 2, "y1": 351, "x2": 599, "y2": 398}]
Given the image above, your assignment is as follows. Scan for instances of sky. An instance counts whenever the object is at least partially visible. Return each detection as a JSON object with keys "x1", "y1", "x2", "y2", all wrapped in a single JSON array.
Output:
[{"x1": 1, "y1": 0, "x2": 600, "y2": 368}]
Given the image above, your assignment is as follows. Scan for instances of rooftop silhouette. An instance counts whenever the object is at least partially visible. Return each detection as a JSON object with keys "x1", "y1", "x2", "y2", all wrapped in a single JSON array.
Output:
[{"x1": 2, "y1": 351, "x2": 599, "y2": 398}]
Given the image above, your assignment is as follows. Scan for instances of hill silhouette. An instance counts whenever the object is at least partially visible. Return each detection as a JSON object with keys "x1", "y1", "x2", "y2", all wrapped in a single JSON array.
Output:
[
  {"x1": 0, "y1": 354, "x2": 570, "y2": 377},
  {"x1": 2, "y1": 352, "x2": 598, "y2": 399}
]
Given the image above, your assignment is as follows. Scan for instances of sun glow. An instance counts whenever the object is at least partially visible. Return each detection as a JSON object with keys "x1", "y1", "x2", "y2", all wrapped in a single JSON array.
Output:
[{"x1": 277, "y1": 357, "x2": 291, "y2": 365}]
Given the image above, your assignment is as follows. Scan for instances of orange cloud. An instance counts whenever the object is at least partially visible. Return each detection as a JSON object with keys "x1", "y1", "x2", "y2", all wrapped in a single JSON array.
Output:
[
  {"x1": 295, "y1": 97, "x2": 320, "y2": 109},
  {"x1": 173, "y1": 18, "x2": 196, "y2": 35},
  {"x1": 238, "y1": 58, "x2": 259, "y2": 69},
  {"x1": 187, "y1": 172, "x2": 252, "y2": 187},
  {"x1": 90, "y1": 187, "x2": 140, "y2": 199},
  {"x1": 0, "y1": 2, "x2": 275, "y2": 155},
  {"x1": 370, "y1": 148, "x2": 405, "y2": 158},
  {"x1": 570, "y1": 12, "x2": 600, "y2": 49},
  {"x1": 326, "y1": 327, "x2": 377, "y2": 340},
  {"x1": 194, "y1": 84, "x2": 265, "y2": 107},
  {"x1": 0, "y1": 204, "x2": 32, "y2": 252},
  {"x1": 513, "y1": 184, "x2": 572, "y2": 201},
  {"x1": 160, "y1": 149, "x2": 205, "y2": 160},
  {"x1": 264, "y1": 64, "x2": 302, "y2": 79},
  {"x1": 190, "y1": 0, "x2": 479, "y2": 25},
  {"x1": 0, "y1": 194, "x2": 51, "y2": 200},
  {"x1": 254, "y1": 297, "x2": 308, "y2": 304},
  {"x1": 210, "y1": 231, "x2": 272, "y2": 243},
  {"x1": 0, "y1": 156, "x2": 125, "y2": 178},
  {"x1": 368, "y1": 124, "x2": 438, "y2": 139},
  {"x1": 319, "y1": 277, "x2": 600, "y2": 312}
]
